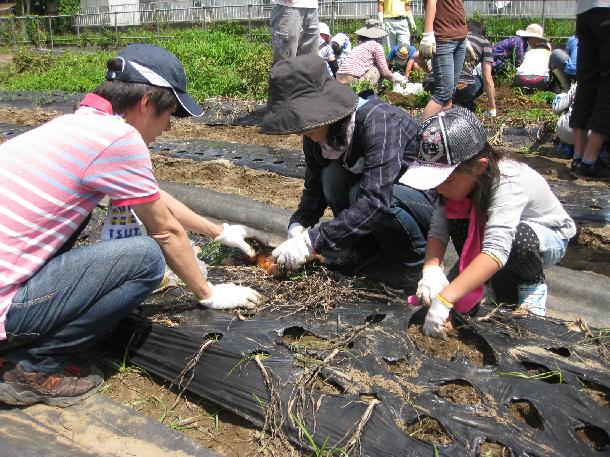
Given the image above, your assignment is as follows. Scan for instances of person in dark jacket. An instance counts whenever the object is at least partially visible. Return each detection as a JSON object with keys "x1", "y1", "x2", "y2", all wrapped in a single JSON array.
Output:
[{"x1": 261, "y1": 54, "x2": 434, "y2": 286}]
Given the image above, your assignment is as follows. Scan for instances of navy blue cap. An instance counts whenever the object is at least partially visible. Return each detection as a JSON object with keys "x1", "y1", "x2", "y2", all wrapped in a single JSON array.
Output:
[{"x1": 107, "y1": 43, "x2": 203, "y2": 118}]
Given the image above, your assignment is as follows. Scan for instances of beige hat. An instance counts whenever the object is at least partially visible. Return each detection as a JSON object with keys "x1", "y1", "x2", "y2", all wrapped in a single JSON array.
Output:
[
  {"x1": 355, "y1": 18, "x2": 388, "y2": 39},
  {"x1": 516, "y1": 23, "x2": 548, "y2": 41}
]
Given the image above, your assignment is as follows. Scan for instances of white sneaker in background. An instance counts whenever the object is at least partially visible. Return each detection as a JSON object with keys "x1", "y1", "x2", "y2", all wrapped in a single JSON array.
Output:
[{"x1": 518, "y1": 283, "x2": 547, "y2": 316}]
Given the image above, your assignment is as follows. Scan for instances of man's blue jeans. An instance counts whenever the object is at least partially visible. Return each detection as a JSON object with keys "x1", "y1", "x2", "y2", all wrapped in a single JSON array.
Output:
[
  {"x1": 321, "y1": 161, "x2": 433, "y2": 267},
  {"x1": 431, "y1": 39, "x2": 467, "y2": 105},
  {"x1": 454, "y1": 76, "x2": 484, "y2": 108},
  {"x1": 1, "y1": 236, "x2": 165, "y2": 373}
]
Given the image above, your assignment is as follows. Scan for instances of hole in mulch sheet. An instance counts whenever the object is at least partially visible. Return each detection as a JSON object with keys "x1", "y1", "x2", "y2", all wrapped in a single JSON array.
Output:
[
  {"x1": 403, "y1": 416, "x2": 453, "y2": 446},
  {"x1": 578, "y1": 378, "x2": 610, "y2": 408},
  {"x1": 520, "y1": 361, "x2": 564, "y2": 384},
  {"x1": 272, "y1": 160, "x2": 284, "y2": 164},
  {"x1": 251, "y1": 158, "x2": 264, "y2": 162},
  {"x1": 478, "y1": 440, "x2": 511, "y2": 456},
  {"x1": 407, "y1": 309, "x2": 496, "y2": 367},
  {"x1": 281, "y1": 326, "x2": 335, "y2": 352},
  {"x1": 313, "y1": 373, "x2": 345, "y2": 395},
  {"x1": 545, "y1": 346, "x2": 571, "y2": 357},
  {"x1": 575, "y1": 425, "x2": 610, "y2": 452},
  {"x1": 507, "y1": 399, "x2": 544, "y2": 430},
  {"x1": 365, "y1": 313, "x2": 386, "y2": 324},
  {"x1": 386, "y1": 359, "x2": 421, "y2": 379},
  {"x1": 204, "y1": 332, "x2": 223, "y2": 341},
  {"x1": 437, "y1": 380, "x2": 483, "y2": 404}
]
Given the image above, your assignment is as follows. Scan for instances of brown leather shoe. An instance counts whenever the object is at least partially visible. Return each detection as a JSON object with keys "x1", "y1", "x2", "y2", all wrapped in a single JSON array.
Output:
[{"x1": 0, "y1": 361, "x2": 103, "y2": 407}]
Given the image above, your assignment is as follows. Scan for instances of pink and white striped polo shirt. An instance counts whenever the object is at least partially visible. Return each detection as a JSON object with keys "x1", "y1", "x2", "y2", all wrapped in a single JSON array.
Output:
[{"x1": 0, "y1": 94, "x2": 160, "y2": 340}]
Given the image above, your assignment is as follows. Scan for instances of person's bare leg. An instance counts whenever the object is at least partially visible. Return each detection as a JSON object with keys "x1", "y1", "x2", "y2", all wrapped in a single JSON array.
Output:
[
  {"x1": 582, "y1": 130, "x2": 606, "y2": 163},
  {"x1": 572, "y1": 127, "x2": 586, "y2": 159},
  {"x1": 422, "y1": 99, "x2": 451, "y2": 120}
]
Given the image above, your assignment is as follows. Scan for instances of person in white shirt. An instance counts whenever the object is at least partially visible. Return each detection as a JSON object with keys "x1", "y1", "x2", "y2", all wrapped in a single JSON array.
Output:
[
  {"x1": 270, "y1": 0, "x2": 319, "y2": 63},
  {"x1": 513, "y1": 24, "x2": 551, "y2": 91}
]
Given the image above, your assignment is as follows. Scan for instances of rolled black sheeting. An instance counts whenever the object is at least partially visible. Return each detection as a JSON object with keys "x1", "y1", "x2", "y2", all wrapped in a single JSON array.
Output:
[{"x1": 115, "y1": 297, "x2": 610, "y2": 456}]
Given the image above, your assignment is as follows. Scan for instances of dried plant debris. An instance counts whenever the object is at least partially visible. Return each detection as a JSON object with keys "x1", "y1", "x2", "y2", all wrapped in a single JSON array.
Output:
[{"x1": 115, "y1": 238, "x2": 610, "y2": 457}]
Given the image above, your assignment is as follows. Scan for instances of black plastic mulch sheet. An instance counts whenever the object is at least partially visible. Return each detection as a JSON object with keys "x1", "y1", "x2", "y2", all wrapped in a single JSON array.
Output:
[{"x1": 114, "y1": 284, "x2": 610, "y2": 457}]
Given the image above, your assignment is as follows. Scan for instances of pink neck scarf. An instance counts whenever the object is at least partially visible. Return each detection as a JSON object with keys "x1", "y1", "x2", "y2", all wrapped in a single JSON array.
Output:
[{"x1": 444, "y1": 198, "x2": 484, "y2": 313}]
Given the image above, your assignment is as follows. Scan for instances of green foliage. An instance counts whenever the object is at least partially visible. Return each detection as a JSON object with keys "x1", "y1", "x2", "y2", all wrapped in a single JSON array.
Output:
[
  {"x1": 2, "y1": 48, "x2": 111, "y2": 92},
  {"x1": 469, "y1": 11, "x2": 575, "y2": 43},
  {"x1": 58, "y1": 0, "x2": 80, "y2": 15},
  {"x1": 530, "y1": 91, "x2": 557, "y2": 105},
  {"x1": 290, "y1": 413, "x2": 348, "y2": 457}
]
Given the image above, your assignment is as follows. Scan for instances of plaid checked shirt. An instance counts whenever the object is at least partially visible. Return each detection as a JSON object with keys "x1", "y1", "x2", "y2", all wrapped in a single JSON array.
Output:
[
  {"x1": 492, "y1": 36, "x2": 525, "y2": 67},
  {"x1": 290, "y1": 95, "x2": 421, "y2": 252}
]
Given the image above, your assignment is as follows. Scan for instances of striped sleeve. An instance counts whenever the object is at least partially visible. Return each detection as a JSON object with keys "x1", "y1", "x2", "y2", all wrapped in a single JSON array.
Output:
[
  {"x1": 82, "y1": 130, "x2": 160, "y2": 206},
  {"x1": 372, "y1": 42, "x2": 394, "y2": 80}
]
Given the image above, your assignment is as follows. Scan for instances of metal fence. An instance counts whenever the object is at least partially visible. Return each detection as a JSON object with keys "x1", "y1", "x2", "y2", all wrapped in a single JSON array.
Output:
[{"x1": 0, "y1": 0, "x2": 577, "y2": 48}]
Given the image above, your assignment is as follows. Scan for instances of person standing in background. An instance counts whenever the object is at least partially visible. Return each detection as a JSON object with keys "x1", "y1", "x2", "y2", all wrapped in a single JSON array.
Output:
[
  {"x1": 453, "y1": 19, "x2": 497, "y2": 116},
  {"x1": 378, "y1": 0, "x2": 417, "y2": 48},
  {"x1": 569, "y1": 0, "x2": 610, "y2": 180},
  {"x1": 270, "y1": 0, "x2": 319, "y2": 63},
  {"x1": 419, "y1": 0, "x2": 468, "y2": 120}
]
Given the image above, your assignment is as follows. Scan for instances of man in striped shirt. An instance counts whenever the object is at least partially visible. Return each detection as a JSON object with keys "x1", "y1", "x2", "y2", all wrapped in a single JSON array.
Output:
[{"x1": 0, "y1": 44, "x2": 263, "y2": 407}]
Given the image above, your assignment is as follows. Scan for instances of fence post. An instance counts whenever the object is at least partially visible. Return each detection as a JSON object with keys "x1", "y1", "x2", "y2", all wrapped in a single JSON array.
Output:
[
  {"x1": 331, "y1": 0, "x2": 336, "y2": 32},
  {"x1": 156, "y1": 9, "x2": 160, "y2": 38},
  {"x1": 48, "y1": 16, "x2": 53, "y2": 49},
  {"x1": 76, "y1": 14, "x2": 80, "y2": 40},
  {"x1": 248, "y1": 3, "x2": 252, "y2": 39},
  {"x1": 541, "y1": 0, "x2": 546, "y2": 31},
  {"x1": 114, "y1": 11, "x2": 118, "y2": 43}
]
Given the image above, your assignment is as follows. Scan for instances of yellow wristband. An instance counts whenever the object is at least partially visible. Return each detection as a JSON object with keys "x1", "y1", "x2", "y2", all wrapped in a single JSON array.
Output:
[{"x1": 435, "y1": 294, "x2": 454, "y2": 309}]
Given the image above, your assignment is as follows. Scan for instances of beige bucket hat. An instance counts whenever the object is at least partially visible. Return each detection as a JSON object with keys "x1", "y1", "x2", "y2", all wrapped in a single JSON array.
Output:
[{"x1": 516, "y1": 23, "x2": 548, "y2": 41}]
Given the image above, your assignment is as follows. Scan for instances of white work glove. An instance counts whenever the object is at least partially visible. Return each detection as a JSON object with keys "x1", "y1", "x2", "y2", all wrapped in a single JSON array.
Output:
[
  {"x1": 272, "y1": 231, "x2": 314, "y2": 271},
  {"x1": 198, "y1": 282, "x2": 262, "y2": 310},
  {"x1": 377, "y1": 11, "x2": 384, "y2": 26},
  {"x1": 215, "y1": 223, "x2": 265, "y2": 258},
  {"x1": 423, "y1": 295, "x2": 452, "y2": 338},
  {"x1": 393, "y1": 71, "x2": 406, "y2": 83},
  {"x1": 484, "y1": 109, "x2": 497, "y2": 117},
  {"x1": 465, "y1": 38, "x2": 476, "y2": 60},
  {"x1": 287, "y1": 222, "x2": 305, "y2": 239},
  {"x1": 419, "y1": 32, "x2": 436, "y2": 59},
  {"x1": 416, "y1": 265, "x2": 449, "y2": 306},
  {"x1": 406, "y1": 10, "x2": 416, "y2": 31}
]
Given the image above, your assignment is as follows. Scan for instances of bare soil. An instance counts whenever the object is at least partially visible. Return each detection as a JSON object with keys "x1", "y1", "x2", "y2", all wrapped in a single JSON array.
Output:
[
  {"x1": 437, "y1": 380, "x2": 483, "y2": 404},
  {"x1": 578, "y1": 378, "x2": 610, "y2": 408},
  {"x1": 575, "y1": 425, "x2": 610, "y2": 452},
  {"x1": 507, "y1": 399, "x2": 544, "y2": 430},
  {"x1": 407, "y1": 323, "x2": 493, "y2": 368},
  {"x1": 402, "y1": 416, "x2": 453, "y2": 446},
  {"x1": 98, "y1": 360, "x2": 301, "y2": 457},
  {"x1": 479, "y1": 440, "x2": 511, "y2": 457}
]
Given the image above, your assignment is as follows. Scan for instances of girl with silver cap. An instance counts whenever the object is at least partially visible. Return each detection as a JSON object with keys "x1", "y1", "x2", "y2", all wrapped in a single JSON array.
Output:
[
  {"x1": 401, "y1": 107, "x2": 576, "y2": 337},
  {"x1": 262, "y1": 54, "x2": 433, "y2": 284}
]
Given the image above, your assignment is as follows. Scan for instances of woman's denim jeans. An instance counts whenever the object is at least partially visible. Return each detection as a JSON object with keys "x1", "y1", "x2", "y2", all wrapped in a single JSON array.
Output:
[
  {"x1": 431, "y1": 39, "x2": 467, "y2": 105},
  {"x1": 321, "y1": 161, "x2": 433, "y2": 267},
  {"x1": 1, "y1": 236, "x2": 165, "y2": 373}
]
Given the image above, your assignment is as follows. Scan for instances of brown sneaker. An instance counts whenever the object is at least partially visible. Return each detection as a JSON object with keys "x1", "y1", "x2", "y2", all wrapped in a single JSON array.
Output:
[{"x1": 0, "y1": 361, "x2": 103, "y2": 407}]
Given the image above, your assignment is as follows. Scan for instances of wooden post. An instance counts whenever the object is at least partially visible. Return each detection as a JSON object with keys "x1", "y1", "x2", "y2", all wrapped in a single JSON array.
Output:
[{"x1": 541, "y1": 0, "x2": 546, "y2": 31}]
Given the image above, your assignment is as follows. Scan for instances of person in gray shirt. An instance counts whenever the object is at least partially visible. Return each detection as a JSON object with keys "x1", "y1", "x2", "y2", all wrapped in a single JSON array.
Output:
[{"x1": 400, "y1": 108, "x2": 576, "y2": 338}]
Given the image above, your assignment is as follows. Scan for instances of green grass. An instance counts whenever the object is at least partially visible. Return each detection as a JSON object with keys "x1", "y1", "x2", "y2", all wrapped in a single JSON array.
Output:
[
  {"x1": 0, "y1": 14, "x2": 576, "y2": 102},
  {"x1": 0, "y1": 24, "x2": 272, "y2": 100}
]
